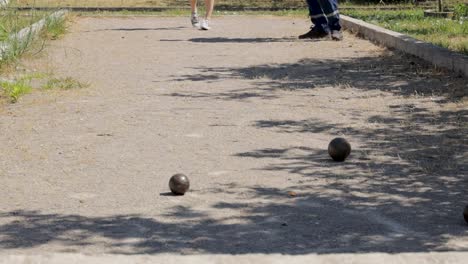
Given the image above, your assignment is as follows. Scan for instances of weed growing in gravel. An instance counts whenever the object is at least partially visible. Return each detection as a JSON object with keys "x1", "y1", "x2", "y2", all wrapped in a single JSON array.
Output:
[
  {"x1": 42, "y1": 77, "x2": 89, "y2": 90},
  {"x1": 42, "y1": 14, "x2": 67, "y2": 40},
  {"x1": 0, "y1": 31, "x2": 35, "y2": 65},
  {"x1": 0, "y1": 7, "x2": 67, "y2": 69},
  {"x1": 1, "y1": 73, "x2": 87, "y2": 104},
  {"x1": 0, "y1": 76, "x2": 32, "y2": 103}
]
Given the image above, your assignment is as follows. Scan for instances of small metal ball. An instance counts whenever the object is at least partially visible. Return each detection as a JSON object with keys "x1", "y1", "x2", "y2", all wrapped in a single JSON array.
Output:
[
  {"x1": 328, "y1": 137, "x2": 351, "y2": 162},
  {"x1": 169, "y1": 174, "x2": 190, "y2": 195}
]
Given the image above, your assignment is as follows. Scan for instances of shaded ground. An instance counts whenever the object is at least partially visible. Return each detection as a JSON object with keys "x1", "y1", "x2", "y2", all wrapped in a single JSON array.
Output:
[{"x1": 0, "y1": 16, "x2": 466, "y2": 255}]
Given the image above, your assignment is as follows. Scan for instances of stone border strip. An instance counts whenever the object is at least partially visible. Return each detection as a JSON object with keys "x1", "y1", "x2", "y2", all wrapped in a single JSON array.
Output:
[
  {"x1": 341, "y1": 15, "x2": 468, "y2": 78},
  {"x1": 0, "y1": 10, "x2": 68, "y2": 60}
]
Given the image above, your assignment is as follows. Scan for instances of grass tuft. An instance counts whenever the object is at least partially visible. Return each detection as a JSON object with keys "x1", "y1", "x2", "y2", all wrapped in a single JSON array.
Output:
[
  {"x1": 0, "y1": 77, "x2": 33, "y2": 103},
  {"x1": 343, "y1": 9, "x2": 468, "y2": 55},
  {"x1": 43, "y1": 14, "x2": 67, "y2": 40},
  {"x1": 1, "y1": 8, "x2": 67, "y2": 70},
  {"x1": 42, "y1": 77, "x2": 89, "y2": 90}
]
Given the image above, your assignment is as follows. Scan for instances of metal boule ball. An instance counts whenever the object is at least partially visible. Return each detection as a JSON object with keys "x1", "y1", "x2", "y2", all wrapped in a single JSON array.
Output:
[
  {"x1": 328, "y1": 137, "x2": 351, "y2": 162},
  {"x1": 169, "y1": 173, "x2": 190, "y2": 195}
]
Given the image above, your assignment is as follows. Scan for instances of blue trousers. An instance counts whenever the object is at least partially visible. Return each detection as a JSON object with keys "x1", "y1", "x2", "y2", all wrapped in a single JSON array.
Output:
[{"x1": 306, "y1": 0, "x2": 341, "y2": 32}]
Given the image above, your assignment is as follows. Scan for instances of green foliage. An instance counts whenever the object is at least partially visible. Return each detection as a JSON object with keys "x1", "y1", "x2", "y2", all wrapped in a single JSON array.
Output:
[
  {"x1": 43, "y1": 15, "x2": 66, "y2": 40},
  {"x1": 343, "y1": 9, "x2": 468, "y2": 55},
  {"x1": 42, "y1": 77, "x2": 88, "y2": 90},
  {"x1": 343, "y1": 9, "x2": 424, "y2": 21},
  {"x1": 0, "y1": 31, "x2": 35, "y2": 66},
  {"x1": 1, "y1": 74, "x2": 88, "y2": 103},
  {"x1": 0, "y1": 24, "x2": 8, "y2": 41},
  {"x1": 0, "y1": 9, "x2": 42, "y2": 37},
  {"x1": 454, "y1": 3, "x2": 468, "y2": 20},
  {"x1": 0, "y1": 77, "x2": 32, "y2": 103},
  {"x1": 1, "y1": 10, "x2": 67, "y2": 69}
]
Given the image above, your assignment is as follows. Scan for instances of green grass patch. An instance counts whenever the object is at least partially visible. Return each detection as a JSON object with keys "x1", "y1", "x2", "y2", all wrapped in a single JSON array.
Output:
[
  {"x1": 343, "y1": 9, "x2": 468, "y2": 55},
  {"x1": 0, "y1": 10, "x2": 44, "y2": 41},
  {"x1": 0, "y1": 8, "x2": 67, "y2": 70},
  {"x1": 0, "y1": 76, "x2": 33, "y2": 103},
  {"x1": 42, "y1": 13, "x2": 67, "y2": 40},
  {"x1": 0, "y1": 33, "x2": 35, "y2": 67},
  {"x1": 1, "y1": 73, "x2": 88, "y2": 104},
  {"x1": 42, "y1": 77, "x2": 89, "y2": 90},
  {"x1": 454, "y1": 3, "x2": 468, "y2": 20}
]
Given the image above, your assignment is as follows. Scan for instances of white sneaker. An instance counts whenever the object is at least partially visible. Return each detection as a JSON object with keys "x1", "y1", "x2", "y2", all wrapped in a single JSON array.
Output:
[
  {"x1": 200, "y1": 19, "x2": 211, "y2": 30},
  {"x1": 191, "y1": 13, "x2": 200, "y2": 27}
]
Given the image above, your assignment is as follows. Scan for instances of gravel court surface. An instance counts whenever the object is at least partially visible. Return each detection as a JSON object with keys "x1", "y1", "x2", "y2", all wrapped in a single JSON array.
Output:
[{"x1": 0, "y1": 16, "x2": 466, "y2": 256}]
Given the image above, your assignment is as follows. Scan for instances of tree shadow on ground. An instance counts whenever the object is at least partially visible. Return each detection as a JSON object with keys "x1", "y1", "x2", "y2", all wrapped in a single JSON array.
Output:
[
  {"x1": 164, "y1": 51, "x2": 466, "y2": 101},
  {"x1": 166, "y1": 91, "x2": 280, "y2": 100},
  {"x1": 1, "y1": 51, "x2": 466, "y2": 255},
  {"x1": 0, "y1": 171, "x2": 467, "y2": 255},
  {"x1": 230, "y1": 109, "x2": 467, "y2": 253},
  {"x1": 188, "y1": 37, "x2": 300, "y2": 43},
  {"x1": 160, "y1": 50, "x2": 467, "y2": 253},
  {"x1": 87, "y1": 26, "x2": 187, "y2": 32},
  {"x1": 1, "y1": 91, "x2": 466, "y2": 255},
  {"x1": 160, "y1": 37, "x2": 300, "y2": 43}
]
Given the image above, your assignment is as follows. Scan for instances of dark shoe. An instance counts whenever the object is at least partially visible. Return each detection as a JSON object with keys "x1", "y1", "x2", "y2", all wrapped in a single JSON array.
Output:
[
  {"x1": 298, "y1": 28, "x2": 330, "y2": 39},
  {"x1": 331, "y1": 30, "x2": 343, "y2": 41}
]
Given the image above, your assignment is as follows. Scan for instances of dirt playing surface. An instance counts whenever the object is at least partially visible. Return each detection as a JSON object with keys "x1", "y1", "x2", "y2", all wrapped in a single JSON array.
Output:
[{"x1": 0, "y1": 16, "x2": 467, "y2": 255}]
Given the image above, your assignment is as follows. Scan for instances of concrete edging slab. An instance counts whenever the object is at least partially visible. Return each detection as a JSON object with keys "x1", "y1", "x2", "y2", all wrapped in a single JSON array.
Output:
[
  {"x1": 0, "y1": 9, "x2": 68, "y2": 60},
  {"x1": 341, "y1": 15, "x2": 468, "y2": 78}
]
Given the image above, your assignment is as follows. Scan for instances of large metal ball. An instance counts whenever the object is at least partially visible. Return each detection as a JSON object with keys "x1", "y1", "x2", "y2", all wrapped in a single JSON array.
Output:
[
  {"x1": 464, "y1": 205, "x2": 468, "y2": 224},
  {"x1": 169, "y1": 174, "x2": 190, "y2": 195},
  {"x1": 328, "y1": 137, "x2": 351, "y2": 162}
]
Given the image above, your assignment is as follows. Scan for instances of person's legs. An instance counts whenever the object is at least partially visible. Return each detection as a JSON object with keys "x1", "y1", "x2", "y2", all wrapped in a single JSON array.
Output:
[
  {"x1": 307, "y1": 0, "x2": 329, "y2": 32},
  {"x1": 189, "y1": 0, "x2": 200, "y2": 27},
  {"x1": 317, "y1": 0, "x2": 342, "y2": 40},
  {"x1": 204, "y1": 0, "x2": 214, "y2": 20},
  {"x1": 200, "y1": 0, "x2": 214, "y2": 30},
  {"x1": 190, "y1": 0, "x2": 198, "y2": 13},
  {"x1": 299, "y1": 0, "x2": 330, "y2": 39}
]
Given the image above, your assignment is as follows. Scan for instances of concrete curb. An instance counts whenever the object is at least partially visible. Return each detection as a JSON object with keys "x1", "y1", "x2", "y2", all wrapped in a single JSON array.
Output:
[
  {"x1": 0, "y1": 252, "x2": 467, "y2": 264},
  {"x1": 341, "y1": 15, "x2": 468, "y2": 78},
  {"x1": 0, "y1": 10, "x2": 67, "y2": 60}
]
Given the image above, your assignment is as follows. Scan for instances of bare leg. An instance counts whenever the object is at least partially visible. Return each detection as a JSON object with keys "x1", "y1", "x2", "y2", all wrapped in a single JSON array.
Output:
[
  {"x1": 190, "y1": 0, "x2": 198, "y2": 14},
  {"x1": 189, "y1": 0, "x2": 200, "y2": 27},
  {"x1": 204, "y1": 0, "x2": 214, "y2": 20}
]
